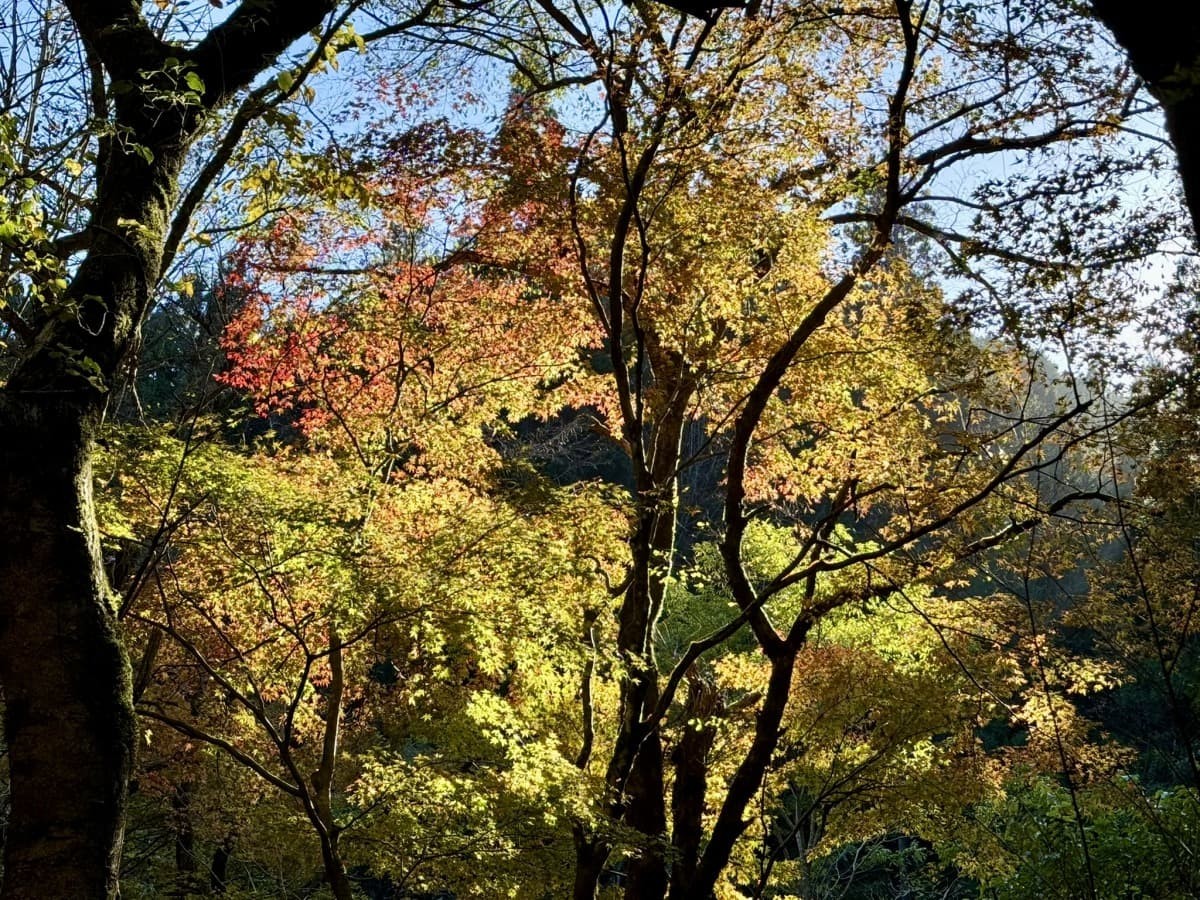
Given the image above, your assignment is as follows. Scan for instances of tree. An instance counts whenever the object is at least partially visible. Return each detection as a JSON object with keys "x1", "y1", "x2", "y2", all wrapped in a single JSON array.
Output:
[
  {"x1": 99, "y1": 115, "x2": 620, "y2": 895},
  {"x1": 99, "y1": 424, "x2": 618, "y2": 897},
  {"x1": 650, "y1": 0, "x2": 1200, "y2": 245},
  {"x1": 450, "y1": 1, "x2": 1186, "y2": 895},
  {"x1": 0, "y1": 3, "x2": 357, "y2": 895},
  {"x1": 1089, "y1": 1, "x2": 1200, "y2": 237},
  {"x1": 215, "y1": 1, "x2": 1186, "y2": 896},
  {"x1": 2, "y1": 0, "x2": 1193, "y2": 896}
]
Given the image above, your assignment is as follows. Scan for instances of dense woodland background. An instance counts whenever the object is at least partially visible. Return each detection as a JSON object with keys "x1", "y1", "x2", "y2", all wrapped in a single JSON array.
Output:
[{"x1": 2, "y1": 0, "x2": 1200, "y2": 897}]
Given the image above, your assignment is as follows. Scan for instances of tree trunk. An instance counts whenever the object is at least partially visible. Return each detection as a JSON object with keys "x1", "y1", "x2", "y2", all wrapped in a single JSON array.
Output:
[
  {"x1": 172, "y1": 782, "x2": 197, "y2": 898},
  {"x1": 311, "y1": 629, "x2": 353, "y2": 900},
  {"x1": 318, "y1": 834, "x2": 354, "y2": 900},
  {"x1": 604, "y1": 366, "x2": 692, "y2": 899},
  {"x1": 669, "y1": 676, "x2": 719, "y2": 891},
  {"x1": 0, "y1": 126, "x2": 184, "y2": 895},
  {"x1": 572, "y1": 827, "x2": 610, "y2": 900},
  {"x1": 623, "y1": 732, "x2": 669, "y2": 900},
  {"x1": 679, "y1": 651, "x2": 798, "y2": 900},
  {"x1": 0, "y1": 5, "x2": 341, "y2": 894},
  {"x1": 0, "y1": 398, "x2": 135, "y2": 899},
  {"x1": 209, "y1": 833, "x2": 235, "y2": 894},
  {"x1": 1090, "y1": 1, "x2": 1200, "y2": 236}
]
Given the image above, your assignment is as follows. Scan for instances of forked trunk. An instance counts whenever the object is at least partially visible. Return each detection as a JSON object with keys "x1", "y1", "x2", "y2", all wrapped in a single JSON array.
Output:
[
  {"x1": 319, "y1": 834, "x2": 354, "y2": 900},
  {"x1": 572, "y1": 828, "x2": 610, "y2": 900},
  {"x1": 679, "y1": 652, "x2": 798, "y2": 900}
]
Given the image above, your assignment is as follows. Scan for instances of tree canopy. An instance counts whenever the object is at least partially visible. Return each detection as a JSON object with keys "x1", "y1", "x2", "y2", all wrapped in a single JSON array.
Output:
[{"x1": 0, "y1": 1, "x2": 1198, "y2": 899}]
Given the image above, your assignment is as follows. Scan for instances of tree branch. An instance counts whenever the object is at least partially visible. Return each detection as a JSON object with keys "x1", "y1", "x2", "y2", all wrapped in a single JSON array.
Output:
[{"x1": 138, "y1": 707, "x2": 302, "y2": 798}]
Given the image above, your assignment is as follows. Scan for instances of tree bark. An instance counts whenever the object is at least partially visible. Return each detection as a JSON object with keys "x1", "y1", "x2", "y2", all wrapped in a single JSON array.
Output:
[
  {"x1": 622, "y1": 732, "x2": 669, "y2": 900},
  {"x1": 317, "y1": 833, "x2": 353, "y2": 900},
  {"x1": 172, "y1": 783, "x2": 197, "y2": 898},
  {"x1": 677, "y1": 651, "x2": 797, "y2": 900},
  {"x1": 668, "y1": 676, "x2": 719, "y2": 891},
  {"x1": 604, "y1": 368, "x2": 692, "y2": 900},
  {"x1": 0, "y1": 114, "x2": 191, "y2": 895},
  {"x1": 0, "y1": 398, "x2": 135, "y2": 899},
  {"x1": 572, "y1": 827, "x2": 611, "y2": 900},
  {"x1": 1090, "y1": 1, "x2": 1200, "y2": 236},
  {"x1": 209, "y1": 833, "x2": 235, "y2": 894},
  {"x1": 0, "y1": 3, "x2": 340, "y2": 895}
]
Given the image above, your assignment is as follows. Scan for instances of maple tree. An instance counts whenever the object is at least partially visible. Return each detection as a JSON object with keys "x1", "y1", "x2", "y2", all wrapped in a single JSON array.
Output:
[
  {"x1": 2, "y1": 0, "x2": 1199, "y2": 897},
  {"x1": 100, "y1": 426, "x2": 620, "y2": 897},
  {"x1": 165, "y1": 2, "x2": 1193, "y2": 898},
  {"x1": 441, "y1": 2, "x2": 1180, "y2": 897},
  {"x1": 99, "y1": 96, "x2": 620, "y2": 896},
  {"x1": 0, "y1": 1, "x2": 432, "y2": 894}
]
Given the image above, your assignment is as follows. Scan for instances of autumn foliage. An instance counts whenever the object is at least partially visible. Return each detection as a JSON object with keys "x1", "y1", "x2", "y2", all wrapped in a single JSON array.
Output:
[{"x1": 28, "y1": 0, "x2": 1198, "y2": 898}]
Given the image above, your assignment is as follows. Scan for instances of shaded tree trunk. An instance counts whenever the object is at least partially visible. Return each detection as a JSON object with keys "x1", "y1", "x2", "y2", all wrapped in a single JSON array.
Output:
[
  {"x1": 611, "y1": 366, "x2": 694, "y2": 900},
  {"x1": 310, "y1": 628, "x2": 353, "y2": 900},
  {"x1": 668, "y1": 676, "x2": 719, "y2": 891},
  {"x1": 172, "y1": 783, "x2": 197, "y2": 898},
  {"x1": 573, "y1": 359, "x2": 693, "y2": 899},
  {"x1": 0, "y1": 3, "x2": 340, "y2": 895},
  {"x1": 317, "y1": 834, "x2": 353, "y2": 900},
  {"x1": 674, "y1": 651, "x2": 798, "y2": 900},
  {"x1": 0, "y1": 101, "x2": 192, "y2": 893},
  {"x1": 0, "y1": 399, "x2": 135, "y2": 899},
  {"x1": 572, "y1": 826, "x2": 611, "y2": 900},
  {"x1": 623, "y1": 732, "x2": 669, "y2": 900},
  {"x1": 209, "y1": 832, "x2": 235, "y2": 894},
  {"x1": 1091, "y1": 1, "x2": 1200, "y2": 235}
]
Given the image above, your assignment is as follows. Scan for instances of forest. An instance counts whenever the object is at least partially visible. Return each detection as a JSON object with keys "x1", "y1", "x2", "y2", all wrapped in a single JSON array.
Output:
[{"x1": 1, "y1": 0, "x2": 1199, "y2": 898}]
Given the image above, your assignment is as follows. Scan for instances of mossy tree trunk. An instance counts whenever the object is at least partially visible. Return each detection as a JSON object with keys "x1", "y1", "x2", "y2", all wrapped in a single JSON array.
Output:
[{"x1": 0, "y1": 3, "x2": 338, "y2": 895}]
